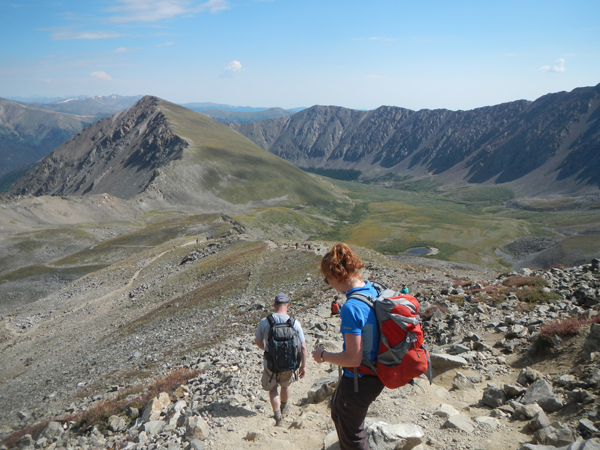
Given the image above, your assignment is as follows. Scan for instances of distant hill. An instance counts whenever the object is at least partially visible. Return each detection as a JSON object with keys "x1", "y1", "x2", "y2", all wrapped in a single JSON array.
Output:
[
  {"x1": 8, "y1": 96, "x2": 334, "y2": 210},
  {"x1": 231, "y1": 84, "x2": 600, "y2": 197},
  {"x1": 0, "y1": 98, "x2": 95, "y2": 179},
  {"x1": 16, "y1": 94, "x2": 143, "y2": 117},
  {"x1": 198, "y1": 107, "x2": 296, "y2": 124}
]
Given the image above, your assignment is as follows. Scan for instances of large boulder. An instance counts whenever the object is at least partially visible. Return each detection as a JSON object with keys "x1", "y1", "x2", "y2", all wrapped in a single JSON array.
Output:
[
  {"x1": 429, "y1": 353, "x2": 468, "y2": 370},
  {"x1": 522, "y1": 380, "x2": 563, "y2": 412},
  {"x1": 366, "y1": 422, "x2": 424, "y2": 450},
  {"x1": 141, "y1": 392, "x2": 171, "y2": 422}
]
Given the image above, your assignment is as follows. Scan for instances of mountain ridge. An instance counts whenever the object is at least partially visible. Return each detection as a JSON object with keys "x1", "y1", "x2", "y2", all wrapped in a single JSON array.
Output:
[{"x1": 231, "y1": 84, "x2": 600, "y2": 196}]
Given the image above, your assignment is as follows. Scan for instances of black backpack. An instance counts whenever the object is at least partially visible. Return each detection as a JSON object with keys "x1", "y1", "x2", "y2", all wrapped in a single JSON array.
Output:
[{"x1": 264, "y1": 314, "x2": 302, "y2": 373}]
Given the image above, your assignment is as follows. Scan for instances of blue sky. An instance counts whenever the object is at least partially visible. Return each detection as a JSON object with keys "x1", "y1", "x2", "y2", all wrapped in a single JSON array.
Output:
[{"x1": 1, "y1": 0, "x2": 599, "y2": 111}]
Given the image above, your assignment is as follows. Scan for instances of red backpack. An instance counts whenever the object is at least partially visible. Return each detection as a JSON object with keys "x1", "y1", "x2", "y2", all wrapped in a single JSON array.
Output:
[
  {"x1": 331, "y1": 300, "x2": 340, "y2": 314},
  {"x1": 349, "y1": 281, "x2": 431, "y2": 390}
]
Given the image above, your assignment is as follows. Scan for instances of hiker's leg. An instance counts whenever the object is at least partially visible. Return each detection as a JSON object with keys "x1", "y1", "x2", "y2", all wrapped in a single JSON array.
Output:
[
  {"x1": 331, "y1": 376, "x2": 384, "y2": 450},
  {"x1": 280, "y1": 386, "x2": 290, "y2": 405},
  {"x1": 269, "y1": 387, "x2": 281, "y2": 412}
]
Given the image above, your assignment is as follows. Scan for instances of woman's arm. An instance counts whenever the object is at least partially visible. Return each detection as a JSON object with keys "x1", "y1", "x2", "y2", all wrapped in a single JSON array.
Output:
[{"x1": 311, "y1": 333, "x2": 363, "y2": 367}]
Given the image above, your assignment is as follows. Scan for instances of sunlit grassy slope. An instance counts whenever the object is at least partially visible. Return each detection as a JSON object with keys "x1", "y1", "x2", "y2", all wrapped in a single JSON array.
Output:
[{"x1": 158, "y1": 100, "x2": 337, "y2": 208}]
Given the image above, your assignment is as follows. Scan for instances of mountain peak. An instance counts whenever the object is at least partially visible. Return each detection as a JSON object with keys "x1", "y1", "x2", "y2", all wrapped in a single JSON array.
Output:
[{"x1": 8, "y1": 97, "x2": 335, "y2": 211}]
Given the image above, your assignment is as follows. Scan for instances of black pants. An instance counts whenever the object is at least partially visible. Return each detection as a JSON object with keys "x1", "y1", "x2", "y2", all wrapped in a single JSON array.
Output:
[{"x1": 331, "y1": 375, "x2": 385, "y2": 450}]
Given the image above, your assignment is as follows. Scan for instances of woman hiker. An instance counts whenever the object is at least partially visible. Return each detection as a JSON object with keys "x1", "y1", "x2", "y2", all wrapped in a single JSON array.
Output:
[{"x1": 311, "y1": 243, "x2": 384, "y2": 450}]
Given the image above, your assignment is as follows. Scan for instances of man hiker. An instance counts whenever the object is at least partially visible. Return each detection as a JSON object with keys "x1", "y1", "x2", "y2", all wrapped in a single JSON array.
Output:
[
  {"x1": 331, "y1": 295, "x2": 341, "y2": 316},
  {"x1": 255, "y1": 293, "x2": 307, "y2": 426}
]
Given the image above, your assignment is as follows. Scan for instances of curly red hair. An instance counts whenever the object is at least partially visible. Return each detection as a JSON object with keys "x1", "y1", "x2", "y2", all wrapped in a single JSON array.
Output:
[{"x1": 320, "y1": 243, "x2": 364, "y2": 283}]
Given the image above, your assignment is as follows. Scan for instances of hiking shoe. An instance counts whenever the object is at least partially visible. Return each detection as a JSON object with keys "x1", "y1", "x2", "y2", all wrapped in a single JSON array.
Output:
[
  {"x1": 281, "y1": 403, "x2": 290, "y2": 417},
  {"x1": 274, "y1": 410, "x2": 283, "y2": 427}
]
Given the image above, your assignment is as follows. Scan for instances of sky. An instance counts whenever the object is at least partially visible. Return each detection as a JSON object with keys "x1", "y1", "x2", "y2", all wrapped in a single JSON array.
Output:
[{"x1": 1, "y1": 0, "x2": 599, "y2": 111}]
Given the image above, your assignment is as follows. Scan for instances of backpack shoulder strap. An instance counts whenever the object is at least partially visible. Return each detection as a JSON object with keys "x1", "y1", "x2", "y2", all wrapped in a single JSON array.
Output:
[
  {"x1": 287, "y1": 317, "x2": 296, "y2": 327},
  {"x1": 267, "y1": 314, "x2": 275, "y2": 328},
  {"x1": 347, "y1": 292, "x2": 375, "y2": 309}
]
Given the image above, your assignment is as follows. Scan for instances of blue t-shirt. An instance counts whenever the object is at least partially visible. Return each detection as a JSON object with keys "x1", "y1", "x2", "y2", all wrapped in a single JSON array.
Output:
[{"x1": 340, "y1": 280, "x2": 379, "y2": 377}]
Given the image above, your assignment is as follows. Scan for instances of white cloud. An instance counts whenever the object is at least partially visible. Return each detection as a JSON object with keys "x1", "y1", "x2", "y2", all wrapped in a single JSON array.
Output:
[
  {"x1": 91, "y1": 71, "x2": 112, "y2": 81},
  {"x1": 156, "y1": 41, "x2": 175, "y2": 47},
  {"x1": 225, "y1": 60, "x2": 243, "y2": 73},
  {"x1": 107, "y1": 0, "x2": 229, "y2": 23},
  {"x1": 219, "y1": 60, "x2": 243, "y2": 78},
  {"x1": 115, "y1": 47, "x2": 135, "y2": 52},
  {"x1": 538, "y1": 58, "x2": 566, "y2": 73},
  {"x1": 49, "y1": 29, "x2": 122, "y2": 40}
]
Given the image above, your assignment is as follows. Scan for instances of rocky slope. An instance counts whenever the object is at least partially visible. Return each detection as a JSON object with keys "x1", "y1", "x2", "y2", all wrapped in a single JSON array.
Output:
[
  {"x1": 1, "y1": 231, "x2": 599, "y2": 450},
  {"x1": 231, "y1": 84, "x2": 600, "y2": 196}
]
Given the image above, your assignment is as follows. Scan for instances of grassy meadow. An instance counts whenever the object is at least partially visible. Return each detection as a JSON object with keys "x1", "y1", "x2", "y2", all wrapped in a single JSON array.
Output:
[{"x1": 236, "y1": 176, "x2": 600, "y2": 270}]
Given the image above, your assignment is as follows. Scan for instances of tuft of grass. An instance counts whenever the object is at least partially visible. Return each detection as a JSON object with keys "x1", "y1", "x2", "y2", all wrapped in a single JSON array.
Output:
[
  {"x1": 502, "y1": 276, "x2": 546, "y2": 289},
  {"x1": 538, "y1": 315, "x2": 600, "y2": 344}
]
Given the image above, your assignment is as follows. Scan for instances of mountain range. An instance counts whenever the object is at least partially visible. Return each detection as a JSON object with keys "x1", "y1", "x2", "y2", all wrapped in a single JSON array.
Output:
[
  {"x1": 13, "y1": 94, "x2": 144, "y2": 117},
  {"x1": 231, "y1": 83, "x2": 600, "y2": 196}
]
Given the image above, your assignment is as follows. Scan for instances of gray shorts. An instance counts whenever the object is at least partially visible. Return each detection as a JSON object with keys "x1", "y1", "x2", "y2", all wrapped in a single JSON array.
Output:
[{"x1": 261, "y1": 367, "x2": 295, "y2": 391}]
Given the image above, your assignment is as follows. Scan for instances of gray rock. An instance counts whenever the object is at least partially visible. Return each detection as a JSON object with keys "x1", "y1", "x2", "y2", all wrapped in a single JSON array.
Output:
[
  {"x1": 452, "y1": 372, "x2": 477, "y2": 390},
  {"x1": 143, "y1": 420, "x2": 166, "y2": 436},
  {"x1": 433, "y1": 404, "x2": 459, "y2": 419},
  {"x1": 481, "y1": 385, "x2": 506, "y2": 408},
  {"x1": 528, "y1": 411, "x2": 551, "y2": 431},
  {"x1": 185, "y1": 415, "x2": 210, "y2": 440},
  {"x1": 324, "y1": 430, "x2": 341, "y2": 450},
  {"x1": 37, "y1": 422, "x2": 63, "y2": 440},
  {"x1": 474, "y1": 416, "x2": 500, "y2": 428},
  {"x1": 522, "y1": 380, "x2": 563, "y2": 412},
  {"x1": 442, "y1": 414, "x2": 475, "y2": 433},
  {"x1": 189, "y1": 438, "x2": 207, "y2": 450},
  {"x1": 307, "y1": 374, "x2": 339, "y2": 403},
  {"x1": 534, "y1": 424, "x2": 575, "y2": 447},
  {"x1": 141, "y1": 392, "x2": 171, "y2": 423},
  {"x1": 108, "y1": 415, "x2": 127, "y2": 432},
  {"x1": 578, "y1": 418, "x2": 600, "y2": 436},
  {"x1": 136, "y1": 431, "x2": 149, "y2": 444},
  {"x1": 429, "y1": 353, "x2": 468, "y2": 370},
  {"x1": 18, "y1": 435, "x2": 32, "y2": 448},
  {"x1": 567, "y1": 439, "x2": 600, "y2": 449},
  {"x1": 517, "y1": 367, "x2": 543, "y2": 386},
  {"x1": 365, "y1": 421, "x2": 424, "y2": 450},
  {"x1": 504, "y1": 383, "x2": 527, "y2": 398},
  {"x1": 514, "y1": 403, "x2": 544, "y2": 420}
]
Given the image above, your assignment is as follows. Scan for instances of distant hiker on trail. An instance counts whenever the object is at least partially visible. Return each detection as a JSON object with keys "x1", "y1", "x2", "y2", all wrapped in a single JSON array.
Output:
[
  {"x1": 401, "y1": 285, "x2": 409, "y2": 294},
  {"x1": 255, "y1": 293, "x2": 307, "y2": 427},
  {"x1": 312, "y1": 243, "x2": 383, "y2": 450},
  {"x1": 331, "y1": 295, "x2": 341, "y2": 316}
]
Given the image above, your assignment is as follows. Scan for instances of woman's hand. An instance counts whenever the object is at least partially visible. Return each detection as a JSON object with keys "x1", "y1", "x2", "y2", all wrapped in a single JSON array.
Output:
[{"x1": 311, "y1": 347, "x2": 325, "y2": 363}]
